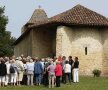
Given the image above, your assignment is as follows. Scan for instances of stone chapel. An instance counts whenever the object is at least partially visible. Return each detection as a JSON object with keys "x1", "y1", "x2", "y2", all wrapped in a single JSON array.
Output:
[{"x1": 14, "y1": 5, "x2": 108, "y2": 75}]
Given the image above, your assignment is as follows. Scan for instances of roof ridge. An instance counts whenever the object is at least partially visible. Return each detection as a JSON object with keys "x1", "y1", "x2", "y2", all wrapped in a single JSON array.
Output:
[
  {"x1": 49, "y1": 4, "x2": 84, "y2": 19},
  {"x1": 74, "y1": 4, "x2": 108, "y2": 20},
  {"x1": 49, "y1": 4, "x2": 108, "y2": 25}
]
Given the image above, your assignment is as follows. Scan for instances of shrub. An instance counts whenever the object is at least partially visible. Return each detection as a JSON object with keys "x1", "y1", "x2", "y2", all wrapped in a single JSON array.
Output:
[{"x1": 92, "y1": 69, "x2": 101, "y2": 77}]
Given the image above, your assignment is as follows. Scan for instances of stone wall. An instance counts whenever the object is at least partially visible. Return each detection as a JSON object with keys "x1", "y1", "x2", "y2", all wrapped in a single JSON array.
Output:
[
  {"x1": 102, "y1": 28, "x2": 108, "y2": 75},
  {"x1": 14, "y1": 25, "x2": 108, "y2": 75},
  {"x1": 56, "y1": 26, "x2": 103, "y2": 75},
  {"x1": 32, "y1": 28, "x2": 56, "y2": 58},
  {"x1": 56, "y1": 26, "x2": 74, "y2": 57},
  {"x1": 14, "y1": 31, "x2": 32, "y2": 57}
]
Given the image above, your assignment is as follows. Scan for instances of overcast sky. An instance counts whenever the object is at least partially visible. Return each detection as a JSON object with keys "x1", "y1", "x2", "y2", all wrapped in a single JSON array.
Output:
[{"x1": 0, "y1": 0, "x2": 108, "y2": 38}]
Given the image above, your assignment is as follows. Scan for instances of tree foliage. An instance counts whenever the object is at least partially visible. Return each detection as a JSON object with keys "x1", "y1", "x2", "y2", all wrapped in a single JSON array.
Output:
[{"x1": 0, "y1": 6, "x2": 16, "y2": 57}]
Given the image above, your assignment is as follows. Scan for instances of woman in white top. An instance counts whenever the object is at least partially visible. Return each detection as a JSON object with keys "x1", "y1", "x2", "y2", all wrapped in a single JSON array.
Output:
[
  {"x1": 5, "y1": 57, "x2": 11, "y2": 86},
  {"x1": 26, "y1": 59, "x2": 34, "y2": 86},
  {"x1": 63, "y1": 60, "x2": 71, "y2": 84},
  {"x1": 10, "y1": 59, "x2": 18, "y2": 86}
]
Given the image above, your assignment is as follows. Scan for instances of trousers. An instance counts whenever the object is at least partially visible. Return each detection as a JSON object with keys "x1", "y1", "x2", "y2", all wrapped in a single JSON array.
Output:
[
  {"x1": 27, "y1": 74, "x2": 34, "y2": 85},
  {"x1": 73, "y1": 68, "x2": 79, "y2": 82}
]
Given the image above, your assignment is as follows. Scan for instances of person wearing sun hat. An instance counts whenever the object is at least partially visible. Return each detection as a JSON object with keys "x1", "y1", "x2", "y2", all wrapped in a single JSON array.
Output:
[{"x1": 15, "y1": 56, "x2": 24, "y2": 86}]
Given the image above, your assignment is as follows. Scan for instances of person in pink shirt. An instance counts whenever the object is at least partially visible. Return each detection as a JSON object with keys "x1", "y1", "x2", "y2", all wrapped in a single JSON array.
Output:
[
  {"x1": 55, "y1": 61, "x2": 62, "y2": 87},
  {"x1": 47, "y1": 60, "x2": 55, "y2": 88}
]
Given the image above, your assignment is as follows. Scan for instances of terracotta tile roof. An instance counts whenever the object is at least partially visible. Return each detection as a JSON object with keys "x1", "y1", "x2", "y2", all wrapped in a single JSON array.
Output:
[
  {"x1": 29, "y1": 4, "x2": 108, "y2": 28},
  {"x1": 48, "y1": 4, "x2": 108, "y2": 26},
  {"x1": 14, "y1": 5, "x2": 108, "y2": 45}
]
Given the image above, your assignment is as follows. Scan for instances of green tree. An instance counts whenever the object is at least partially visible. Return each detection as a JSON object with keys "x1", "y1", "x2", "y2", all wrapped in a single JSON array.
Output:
[{"x1": 0, "y1": 6, "x2": 16, "y2": 57}]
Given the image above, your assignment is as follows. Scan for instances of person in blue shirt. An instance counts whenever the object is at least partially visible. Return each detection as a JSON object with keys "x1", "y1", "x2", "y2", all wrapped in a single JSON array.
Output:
[{"x1": 34, "y1": 58, "x2": 43, "y2": 86}]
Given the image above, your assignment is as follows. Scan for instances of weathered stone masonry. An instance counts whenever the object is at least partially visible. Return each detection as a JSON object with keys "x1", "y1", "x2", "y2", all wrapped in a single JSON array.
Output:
[{"x1": 56, "y1": 26, "x2": 105, "y2": 75}]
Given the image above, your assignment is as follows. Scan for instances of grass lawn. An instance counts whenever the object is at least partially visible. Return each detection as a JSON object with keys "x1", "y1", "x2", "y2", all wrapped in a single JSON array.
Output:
[{"x1": 1, "y1": 76, "x2": 108, "y2": 90}]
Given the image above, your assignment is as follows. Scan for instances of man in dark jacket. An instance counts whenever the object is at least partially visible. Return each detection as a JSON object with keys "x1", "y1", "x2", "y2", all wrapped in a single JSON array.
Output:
[
  {"x1": 0, "y1": 58, "x2": 7, "y2": 86},
  {"x1": 68, "y1": 56, "x2": 74, "y2": 81},
  {"x1": 34, "y1": 59, "x2": 43, "y2": 86}
]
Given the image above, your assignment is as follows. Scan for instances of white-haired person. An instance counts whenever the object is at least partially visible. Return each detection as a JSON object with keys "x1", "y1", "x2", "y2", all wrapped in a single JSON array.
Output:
[
  {"x1": 15, "y1": 57, "x2": 24, "y2": 86},
  {"x1": 63, "y1": 60, "x2": 71, "y2": 84},
  {"x1": 0, "y1": 58, "x2": 7, "y2": 87},
  {"x1": 40, "y1": 58, "x2": 45, "y2": 70},
  {"x1": 22, "y1": 58, "x2": 27, "y2": 85},
  {"x1": 47, "y1": 60, "x2": 56, "y2": 88},
  {"x1": 10, "y1": 59, "x2": 18, "y2": 86},
  {"x1": 26, "y1": 58, "x2": 34, "y2": 86},
  {"x1": 4, "y1": 57, "x2": 11, "y2": 86}
]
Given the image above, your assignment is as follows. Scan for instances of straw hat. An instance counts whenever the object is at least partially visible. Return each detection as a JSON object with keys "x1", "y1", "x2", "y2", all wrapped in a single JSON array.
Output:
[{"x1": 18, "y1": 57, "x2": 22, "y2": 61}]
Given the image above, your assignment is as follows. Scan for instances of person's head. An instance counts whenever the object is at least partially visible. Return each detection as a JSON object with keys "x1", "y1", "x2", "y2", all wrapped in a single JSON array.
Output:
[
  {"x1": 21, "y1": 54, "x2": 24, "y2": 58},
  {"x1": 75, "y1": 57, "x2": 78, "y2": 61},
  {"x1": 12, "y1": 55, "x2": 16, "y2": 59},
  {"x1": 26, "y1": 58, "x2": 30, "y2": 62},
  {"x1": 15, "y1": 57, "x2": 19, "y2": 61},
  {"x1": 9, "y1": 60, "x2": 13, "y2": 64},
  {"x1": 18, "y1": 57, "x2": 22, "y2": 61},
  {"x1": 47, "y1": 58, "x2": 51, "y2": 62},
  {"x1": 35, "y1": 57, "x2": 40, "y2": 62},
  {"x1": 26, "y1": 56, "x2": 31, "y2": 61},
  {"x1": 29, "y1": 59, "x2": 33, "y2": 63},
  {"x1": 62, "y1": 56, "x2": 66, "y2": 60},
  {"x1": 69, "y1": 56, "x2": 72, "y2": 60},
  {"x1": 65, "y1": 60, "x2": 69, "y2": 64},
  {"x1": 38, "y1": 58, "x2": 41, "y2": 62},
  {"x1": 31, "y1": 58, "x2": 35, "y2": 62},
  {"x1": 53, "y1": 56, "x2": 57, "y2": 62},
  {"x1": 49, "y1": 58, "x2": 53, "y2": 63},
  {"x1": 4, "y1": 57, "x2": 9, "y2": 62},
  {"x1": 12, "y1": 59, "x2": 15, "y2": 63},
  {"x1": 34, "y1": 57, "x2": 38, "y2": 62},
  {"x1": 41, "y1": 58, "x2": 45, "y2": 62},
  {"x1": 44, "y1": 58, "x2": 48, "y2": 62},
  {"x1": 22, "y1": 58, "x2": 27, "y2": 64},
  {"x1": 27, "y1": 56, "x2": 31, "y2": 59},
  {"x1": 0, "y1": 58, "x2": 5, "y2": 64},
  {"x1": 58, "y1": 56, "x2": 61, "y2": 58}
]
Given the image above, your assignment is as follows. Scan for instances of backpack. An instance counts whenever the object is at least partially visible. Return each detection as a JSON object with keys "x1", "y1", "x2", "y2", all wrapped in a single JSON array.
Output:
[{"x1": 10, "y1": 65, "x2": 15, "y2": 73}]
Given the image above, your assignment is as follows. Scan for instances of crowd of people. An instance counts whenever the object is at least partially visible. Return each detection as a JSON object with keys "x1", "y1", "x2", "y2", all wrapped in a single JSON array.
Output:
[{"x1": 0, "y1": 55, "x2": 79, "y2": 88}]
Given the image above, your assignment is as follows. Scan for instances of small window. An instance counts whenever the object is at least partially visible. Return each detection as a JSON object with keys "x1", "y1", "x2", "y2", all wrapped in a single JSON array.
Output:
[{"x1": 85, "y1": 47, "x2": 87, "y2": 55}]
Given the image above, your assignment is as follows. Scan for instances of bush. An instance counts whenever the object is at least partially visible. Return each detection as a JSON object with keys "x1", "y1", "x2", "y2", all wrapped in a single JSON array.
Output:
[{"x1": 92, "y1": 69, "x2": 101, "y2": 77}]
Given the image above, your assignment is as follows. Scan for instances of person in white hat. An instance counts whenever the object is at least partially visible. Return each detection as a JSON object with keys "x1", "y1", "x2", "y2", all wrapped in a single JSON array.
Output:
[{"x1": 15, "y1": 57, "x2": 24, "y2": 86}]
